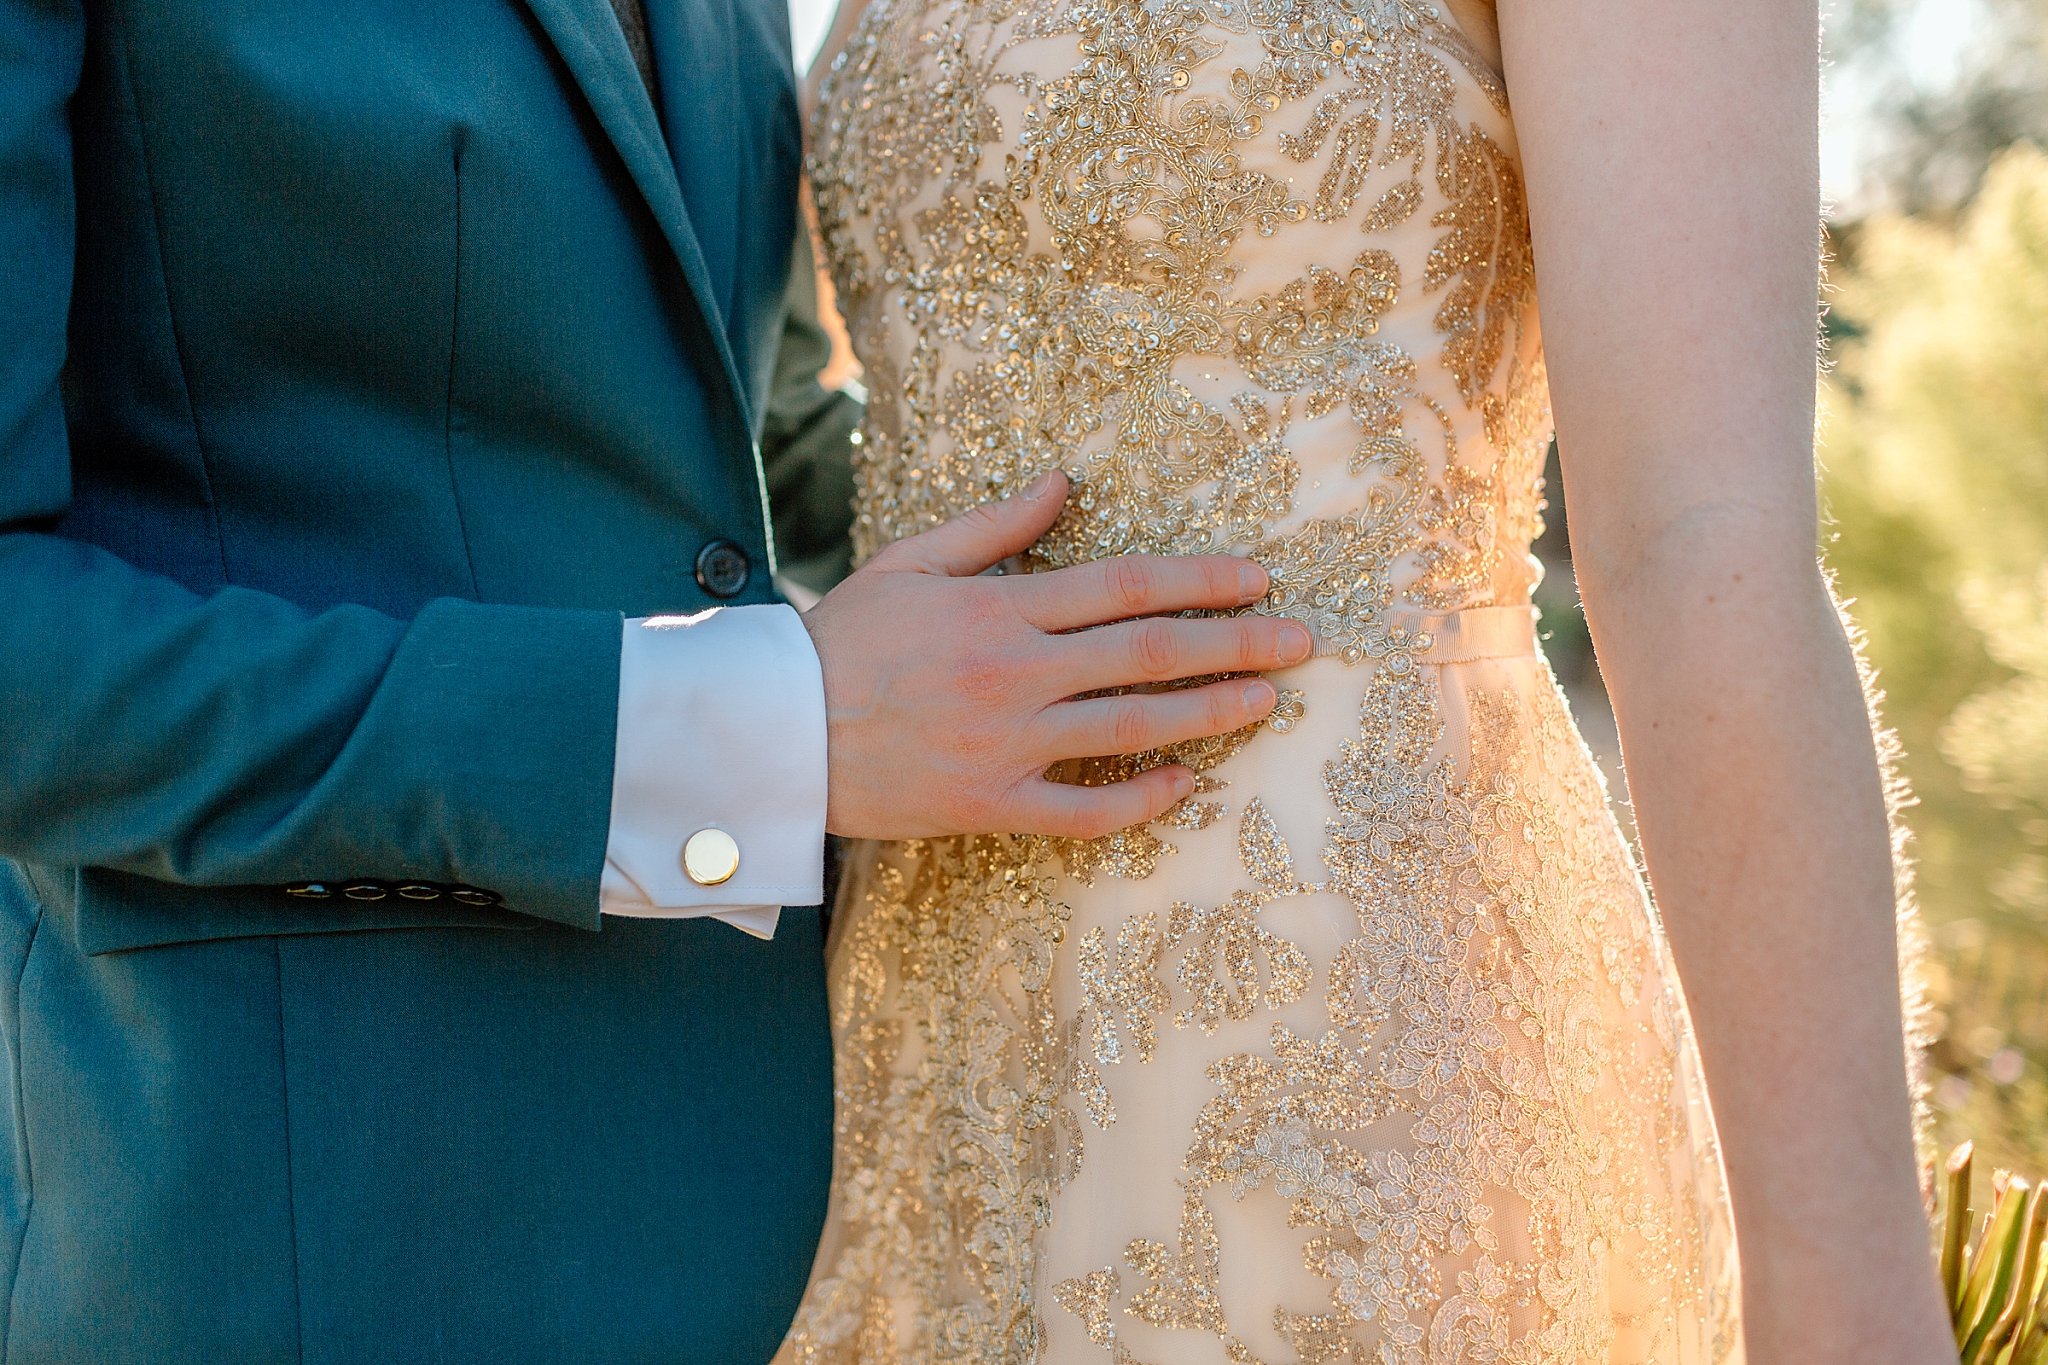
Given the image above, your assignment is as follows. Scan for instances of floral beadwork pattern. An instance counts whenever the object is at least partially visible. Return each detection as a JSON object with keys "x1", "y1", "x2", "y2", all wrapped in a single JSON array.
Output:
[
  {"x1": 807, "y1": 0, "x2": 1550, "y2": 663},
  {"x1": 793, "y1": 831, "x2": 1072, "y2": 1360},
  {"x1": 787, "y1": 0, "x2": 1742, "y2": 1359},
  {"x1": 1048, "y1": 669, "x2": 1740, "y2": 1364}
]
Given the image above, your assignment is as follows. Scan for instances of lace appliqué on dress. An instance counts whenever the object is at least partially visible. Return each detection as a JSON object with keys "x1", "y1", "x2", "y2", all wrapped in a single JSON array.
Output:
[{"x1": 1050, "y1": 667, "x2": 1737, "y2": 1364}]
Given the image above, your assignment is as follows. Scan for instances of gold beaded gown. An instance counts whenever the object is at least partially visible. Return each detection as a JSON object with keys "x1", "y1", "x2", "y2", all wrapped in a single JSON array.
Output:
[{"x1": 786, "y1": 0, "x2": 1744, "y2": 1360}]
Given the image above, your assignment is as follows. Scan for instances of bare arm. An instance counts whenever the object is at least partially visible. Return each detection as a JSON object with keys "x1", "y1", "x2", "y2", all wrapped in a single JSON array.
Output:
[{"x1": 1494, "y1": 0, "x2": 1951, "y2": 1358}]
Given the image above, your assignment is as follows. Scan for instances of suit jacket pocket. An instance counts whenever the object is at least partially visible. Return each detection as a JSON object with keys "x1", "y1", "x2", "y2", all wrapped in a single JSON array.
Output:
[{"x1": 70, "y1": 866, "x2": 530, "y2": 956}]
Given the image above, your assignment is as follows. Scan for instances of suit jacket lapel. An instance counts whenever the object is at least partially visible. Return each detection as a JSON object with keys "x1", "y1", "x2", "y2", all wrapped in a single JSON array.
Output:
[
  {"x1": 516, "y1": 0, "x2": 756, "y2": 430},
  {"x1": 651, "y1": 0, "x2": 806, "y2": 407},
  {"x1": 646, "y1": 0, "x2": 742, "y2": 329}
]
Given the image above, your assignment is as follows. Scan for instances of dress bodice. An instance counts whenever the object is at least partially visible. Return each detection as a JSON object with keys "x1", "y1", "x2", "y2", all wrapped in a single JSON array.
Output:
[{"x1": 809, "y1": 0, "x2": 1550, "y2": 662}]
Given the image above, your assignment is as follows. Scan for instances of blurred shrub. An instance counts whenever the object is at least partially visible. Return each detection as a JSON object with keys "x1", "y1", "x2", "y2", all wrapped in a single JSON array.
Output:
[{"x1": 1821, "y1": 143, "x2": 2048, "y2": 1176}]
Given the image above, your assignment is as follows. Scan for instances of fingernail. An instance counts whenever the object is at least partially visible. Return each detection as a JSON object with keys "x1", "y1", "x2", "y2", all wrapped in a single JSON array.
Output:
[
  {"x1": 1023, "y1": 471, "x2": 1057, "y2": 499},
  {"x1": 1243, "y1": 680, "x2": 1275, "y2": 711},
  {"x1": 1278, "y1": 623, "x2": 1313, "y2": 664},
  {"x1": 1173, "y1": 768, "x2": 1197, "y2": 798},
  {"x1": 1238, "y1": 562, "x2": 1269, "y2": 600}
]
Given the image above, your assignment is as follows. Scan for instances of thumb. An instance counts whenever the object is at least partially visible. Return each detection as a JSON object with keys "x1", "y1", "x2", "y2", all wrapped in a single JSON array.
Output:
[{"x1": 888, "y1": 470, "x2": 1069, "y2": 577}]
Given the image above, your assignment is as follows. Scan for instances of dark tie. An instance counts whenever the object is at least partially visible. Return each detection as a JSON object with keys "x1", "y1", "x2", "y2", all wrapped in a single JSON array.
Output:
[{"x1": 609, "y1": 0, "x2": 659, "y2": 100}]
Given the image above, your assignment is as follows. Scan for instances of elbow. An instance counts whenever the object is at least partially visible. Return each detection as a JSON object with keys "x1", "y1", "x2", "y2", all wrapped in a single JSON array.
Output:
[{"x1": 1569, "y1": 495, "x2": 1827, "y2": 621}]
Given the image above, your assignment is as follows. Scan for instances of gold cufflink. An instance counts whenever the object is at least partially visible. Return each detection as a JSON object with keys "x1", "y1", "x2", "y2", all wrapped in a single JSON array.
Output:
[{"x1": 682, "y1": 828, "x2": 741, "y2": 887}]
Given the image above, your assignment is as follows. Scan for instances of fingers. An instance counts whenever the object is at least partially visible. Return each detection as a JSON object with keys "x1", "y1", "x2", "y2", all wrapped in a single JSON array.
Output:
[
  {"x1": 1035, "y1": 678, "x2": 1278, "y2": 761},
  {"x1": 1005, "y1": 765, "x2": 1198, "y2": 841},
  {"x1": 882, "y1": 470, "x2": 1070, "y2": 577},
  {"x1": 1012, "y1": 553, "x2": 1270, "y2": 631},
  {"x1": 1054, "y1": 614, "x2": 1313, "y2": 692}
]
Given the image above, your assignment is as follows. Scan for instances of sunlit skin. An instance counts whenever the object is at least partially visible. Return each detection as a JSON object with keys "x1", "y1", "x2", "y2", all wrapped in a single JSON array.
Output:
[{"x1": 1496, "y1": 0, "x2": 1953, "y2": 1356}]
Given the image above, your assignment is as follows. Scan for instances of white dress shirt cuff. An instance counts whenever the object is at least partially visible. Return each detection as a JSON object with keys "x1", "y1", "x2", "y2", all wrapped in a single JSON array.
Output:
[{"x1": 599, "y1": 603, "x2": 829, "y2": 940}]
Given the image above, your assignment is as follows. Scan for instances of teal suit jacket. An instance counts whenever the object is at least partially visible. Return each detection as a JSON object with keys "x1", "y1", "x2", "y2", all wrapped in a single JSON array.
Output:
[{"x1": 0, "y1": 0, "x2": 856, "y2": 1357}]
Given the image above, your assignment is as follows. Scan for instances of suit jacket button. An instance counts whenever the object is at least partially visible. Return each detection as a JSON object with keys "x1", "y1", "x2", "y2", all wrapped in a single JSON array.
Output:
[
  {"x1": 682, "y1": 828, "x2": 740, "y2": 886},
  {"x1": 694, "y1": 539, "x2": 752, "y2": 599},
  {"x1": 396, "y1": 884, "x2": 442, "y2": 901},
  {"x1": 449, "y1": 887, "x2": 501, "y2": 907},
  {"x1": 343, "y1": 882, "x2": 388, "y2": 901},
  {"x1": 285, "y1": 882, "x2": 333, "y2": 899}
]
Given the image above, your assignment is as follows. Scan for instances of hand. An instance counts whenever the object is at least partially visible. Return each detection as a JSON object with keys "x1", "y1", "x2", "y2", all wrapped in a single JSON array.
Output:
[{"x1": 802, "y1": 471, "x2": 1313, "y2": 841}]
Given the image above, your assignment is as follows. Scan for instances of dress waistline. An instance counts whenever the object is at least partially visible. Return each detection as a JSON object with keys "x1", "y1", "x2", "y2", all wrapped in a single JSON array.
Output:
[{"x1": 1307, "y1": 604, "x2": 1541, "y2": 666}]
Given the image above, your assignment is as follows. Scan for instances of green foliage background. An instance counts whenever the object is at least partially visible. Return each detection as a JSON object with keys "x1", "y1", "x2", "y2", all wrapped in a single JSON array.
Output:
[{"x1": 1820, "y1": 144, "x2": 2048, "y2": 1177}]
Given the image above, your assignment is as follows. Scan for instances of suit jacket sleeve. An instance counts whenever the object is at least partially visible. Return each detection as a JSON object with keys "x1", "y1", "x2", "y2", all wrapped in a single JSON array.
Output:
[
  {"x1": 0, "y1": 0, "x2": 621, "y2": 932},
  {"x1": 759, "y1": 222, "x2": 862, "y2": 597}
]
